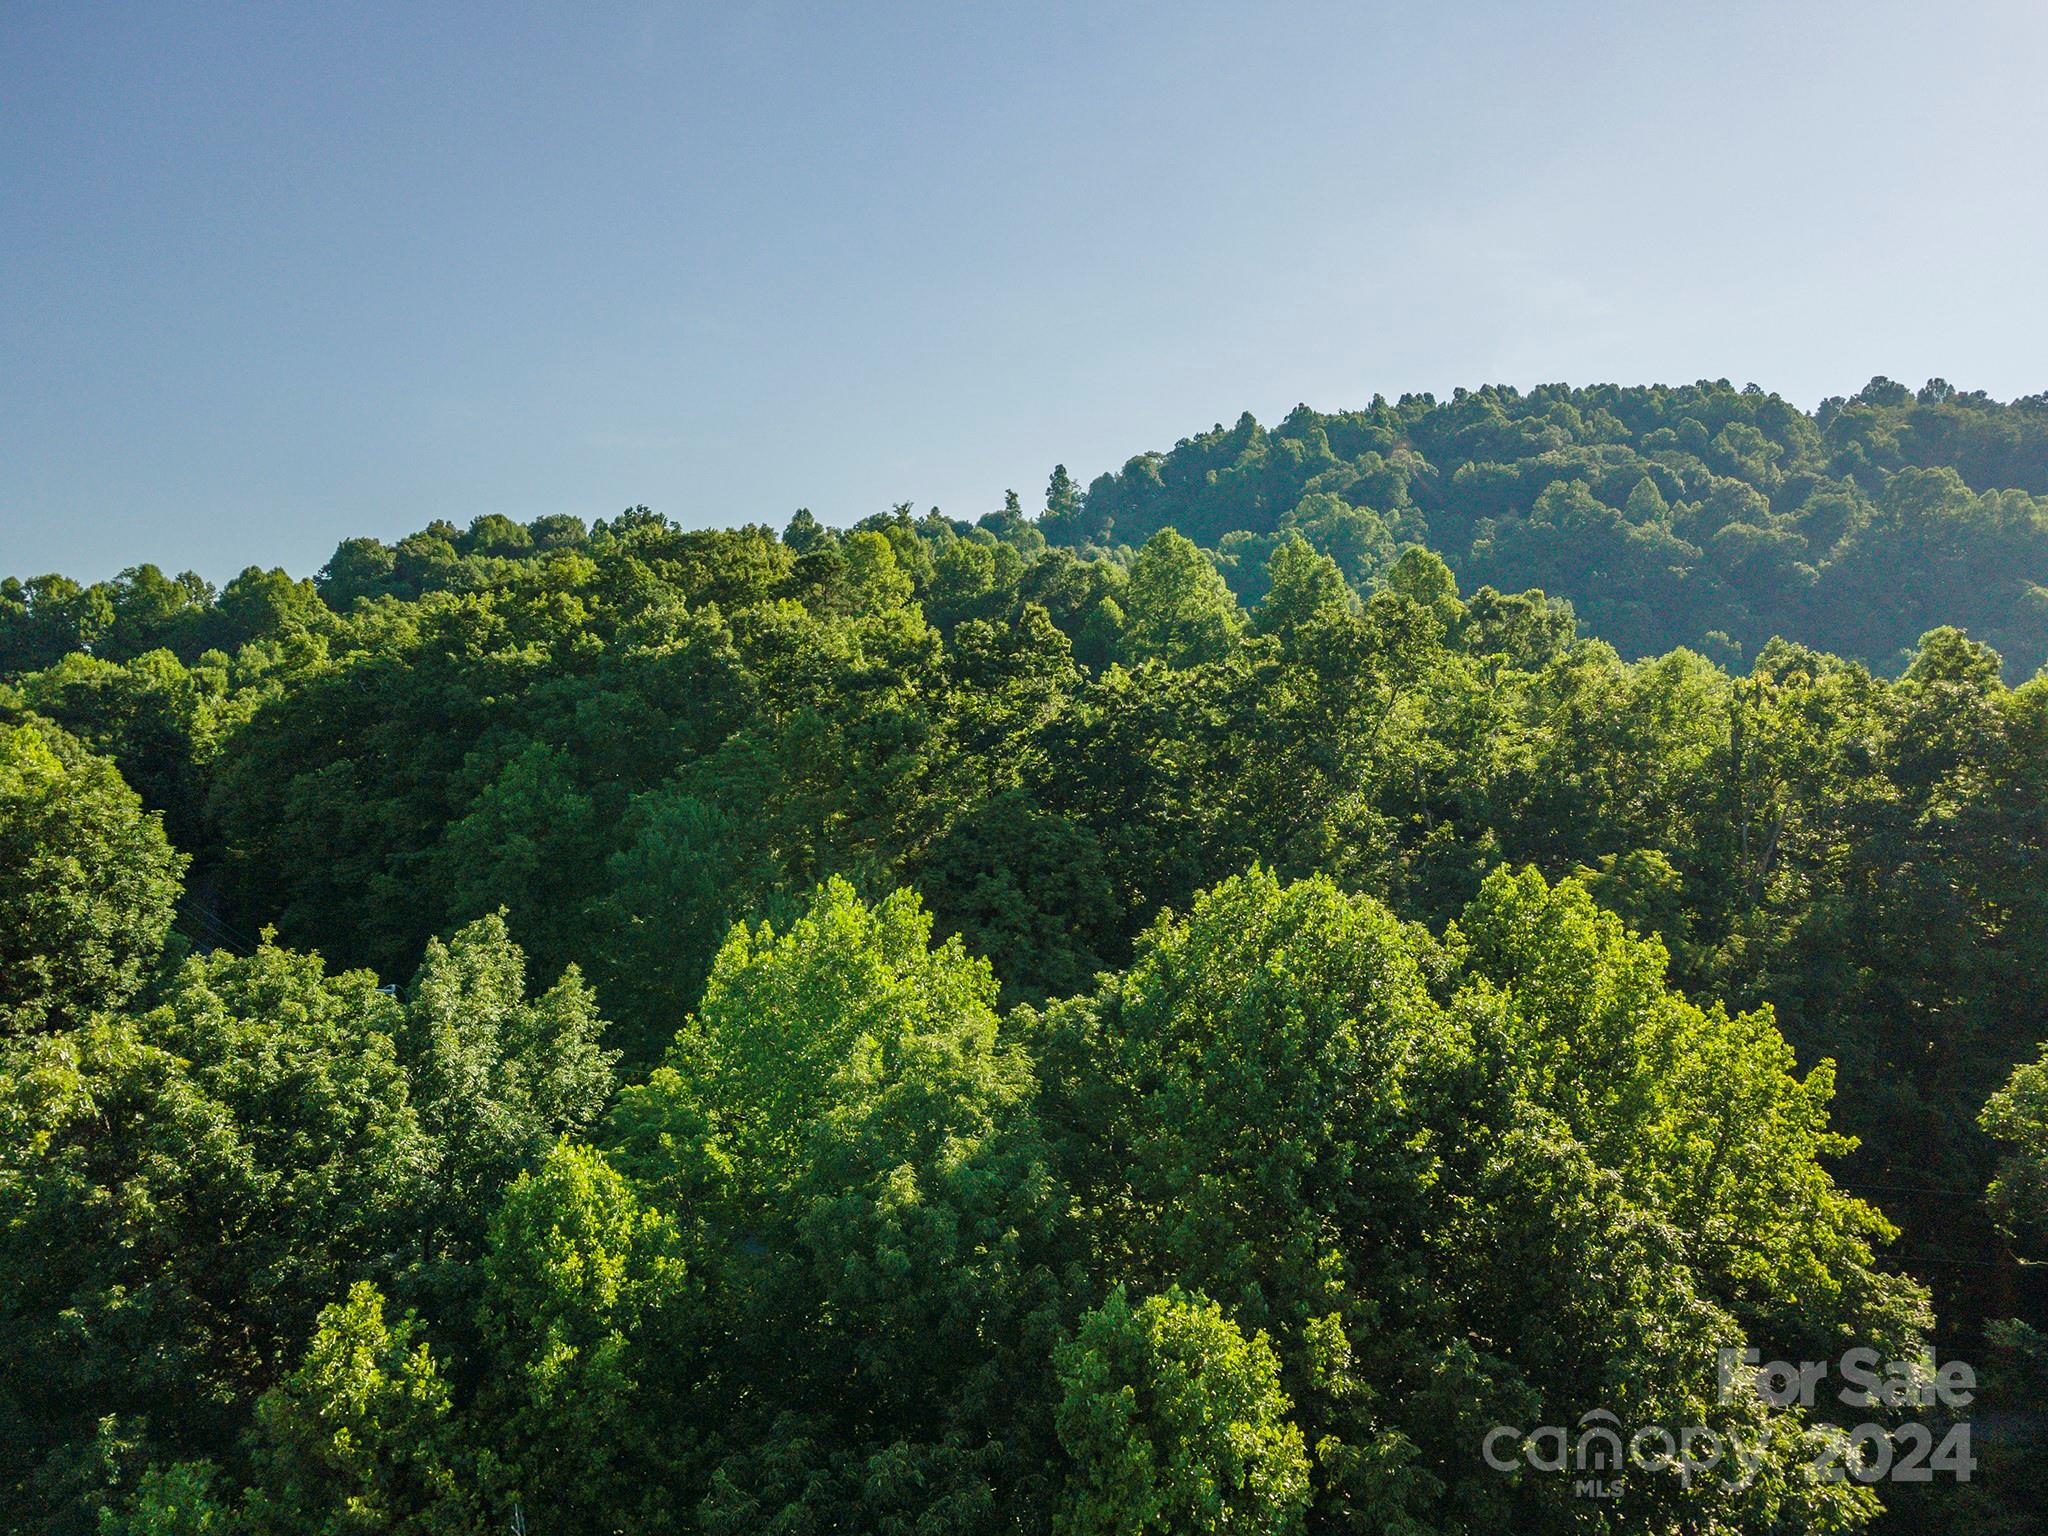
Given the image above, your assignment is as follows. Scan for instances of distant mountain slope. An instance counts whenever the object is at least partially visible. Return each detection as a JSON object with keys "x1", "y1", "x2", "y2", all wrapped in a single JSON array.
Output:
[{"x1": 1042, "y1": 377, "x2": 2048, "y2": 676}]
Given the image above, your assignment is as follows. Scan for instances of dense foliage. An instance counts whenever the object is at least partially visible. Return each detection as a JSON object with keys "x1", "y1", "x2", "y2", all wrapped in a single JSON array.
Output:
[
  {"x1": 3, "y1": 376, "x2": 2044, "y2": 1533},
  {"x1": 1044, "y1": 377, "x2": 2048, "y2": 679}
]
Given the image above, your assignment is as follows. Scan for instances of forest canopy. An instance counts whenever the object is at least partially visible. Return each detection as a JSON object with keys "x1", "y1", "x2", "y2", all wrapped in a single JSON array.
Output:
[{"x1": 3, "y1": 376, "x2": 2046, "y2": 1534}]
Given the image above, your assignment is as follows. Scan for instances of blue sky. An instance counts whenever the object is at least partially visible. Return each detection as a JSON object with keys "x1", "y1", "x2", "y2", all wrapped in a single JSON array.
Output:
[{"x1": 5, "y1": 0, "x2": 2046, "y2": 583}]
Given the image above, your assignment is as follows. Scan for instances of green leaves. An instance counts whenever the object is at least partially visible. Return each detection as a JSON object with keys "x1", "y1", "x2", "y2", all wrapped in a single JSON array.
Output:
[
  {"x1": 614, "y1": 878, "x2": 1073, "y2": 1534},
  {"x1": 240, "y1": 1283, "x2": 466, "y2": 1536},
  {"x1": 1982, "y1": 1042, "x2": 2048, "y2": 1247},
  {"x1": 1121, "y1": 532, "x2": 1244, "y2": 670},
  {"x1": 1037, "y1": 864, "x2": 1923, "y2": 1532},
  {"x1": 1055, "y1": 1286, "x2": 1309, "y2": 1536},
  {"x1": 0, "y1": 918, "x2": 615, "y2": 1532},
  {"x1": 632, "y1": 877, "x2": 1009, "y2": 1207},
  {"x1": 0, "y1": 722, "x2": 184, "y2": 1035},
  {"x1": 475, "y1": 1143, "x2": 695, "y2": 1536},
  {"x1": 9, "y1": 382, "x2": 2048, "y2": 1533},
  {"x1": 1250, "y1": 535, "x2": 1354, "y2": 645}
]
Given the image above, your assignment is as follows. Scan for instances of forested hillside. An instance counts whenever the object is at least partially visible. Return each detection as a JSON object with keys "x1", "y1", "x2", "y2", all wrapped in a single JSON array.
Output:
[
  {"x1": 1045, "y1": 376, "x2": 2048, "y2": 678},
  {"x1": 4, "y1": 377, "x2": 2047, "y2": 1534}
]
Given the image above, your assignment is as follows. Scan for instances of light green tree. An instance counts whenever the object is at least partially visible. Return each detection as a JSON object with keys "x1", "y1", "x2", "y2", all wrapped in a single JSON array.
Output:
[
  {"x1": 0, "y1": 722, "x2": 185, "y2": 1035},
  {"x1": 613, "y1": 878, "x2": 1072, "y2": 1536},
  {"x1": 1122, "y1": 531, "x2": 1243, "y2": 668},
  {"x1": 1054, "y1": 1285, "x2": 1309, "y2": 1536},
  {"x1": 475, "y1": 1142, "x2": 696, "y2": 1535}
]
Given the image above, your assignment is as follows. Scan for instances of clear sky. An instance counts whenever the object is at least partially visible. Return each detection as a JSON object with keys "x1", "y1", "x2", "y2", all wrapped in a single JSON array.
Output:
[{"x1": 5, "y1": 1, "x2": 2046, "y2": 583}]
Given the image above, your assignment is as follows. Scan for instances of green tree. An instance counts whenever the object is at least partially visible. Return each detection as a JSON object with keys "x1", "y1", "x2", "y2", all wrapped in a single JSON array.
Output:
[
  {"x1": 1250, "y1": 534, "x2": 1354, "y2": 645},
  {"x1": 0, "y1": 723, "x2": 185, "y2": 1035},
  {"x1": 1121, "y1": 532, "x2": 1243, "y2": 669},
  {"x1": 910, "y1": 790, "x2": 1119, "y2": 1007},
  {"x1": 1042, "y1": 464, "x2": 1090, "y2": 544},
  {"x1": 238, "y1": 1283, "x2": 468, "y2": 1536},
  {"x1": 581, "y1": 787, "x2": 774, "y2": 1062},
  {"x1": 613, "y1": 878, "x2": 1073, "y2": 1536},
  {"x1": 96, "y1": 1461, "x2": 233, "y2": 1536},
  {"x1": 1982, "y1": 1043, "x2": 2048, "y2": 1248},
  {"x1": 0, "y1": 950, "x2": 421, "y2": 1532},
  {"x1": 398, "y1": 914, "x2": 617, "y2": 1311},
  {"x1": 436, "y1": 741, "x2": 601, "y2": 972},
  {"x1": 474, "y1": 1142, "x2": 696, "y2": 1535},
  {"x1": 1054, "y1": 1285, "x2": 1310, "y2": 1536},
  {"x1": 0, "y1": 918, "x2": 609, "y2": 1532},
  {"x1": 0, "y1": 575, "x2": 110, "y2": 676},
  {"x1": 1034, "y1": 866, "x2": 1918, "y2": 1533}
]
